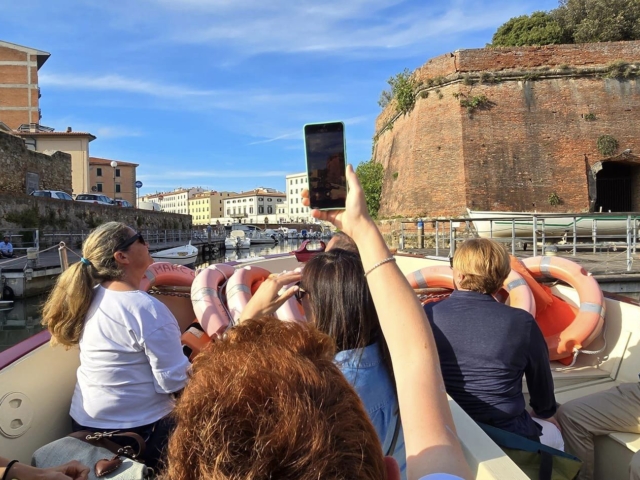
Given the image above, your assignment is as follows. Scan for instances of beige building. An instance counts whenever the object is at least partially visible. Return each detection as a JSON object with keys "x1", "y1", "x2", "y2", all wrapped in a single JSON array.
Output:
[
  {"x1": 89, "y1": 157, "x2": 138, "y2": 205},
  {"x1": 222, "y1": 188, "x2": 286, "y2": 224},
  {"x1": 14, "y1": 125, "x2": 96, "y2": 196},
  {"x1": 0, "y1": 40, "x2": 49, "y2": 129},
  {"x1": 143, "y1": 187, "x2": 205, "y2": 215},
  {"x1": 286, "y1": 172, "x2": 312, "y2": 223},
  {"x1": 189, "y1": 191, "x2": 235, "y2": 225}
]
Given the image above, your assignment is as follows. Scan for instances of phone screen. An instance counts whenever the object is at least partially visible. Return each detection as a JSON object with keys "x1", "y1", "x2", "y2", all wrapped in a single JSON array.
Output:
[{"x1": 304, "y1": 122, "x2": 347, "y2": 210}]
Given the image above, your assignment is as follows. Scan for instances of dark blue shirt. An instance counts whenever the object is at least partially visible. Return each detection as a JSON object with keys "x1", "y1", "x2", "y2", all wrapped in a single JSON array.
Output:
[{"x1": 424, "y1": 290, "x2": 556, "y2": 440}]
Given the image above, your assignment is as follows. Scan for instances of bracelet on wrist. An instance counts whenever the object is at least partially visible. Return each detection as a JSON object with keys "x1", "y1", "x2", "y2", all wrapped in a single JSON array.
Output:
[
  {"x1": 2, "y1": 460, "x2": 19, "y2": 480},
  {"x1": 364, "y1": 256, "x2": 396, "y2": 277}
]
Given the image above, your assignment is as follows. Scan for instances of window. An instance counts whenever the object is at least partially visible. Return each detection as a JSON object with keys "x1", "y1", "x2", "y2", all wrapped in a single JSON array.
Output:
[
  {"x1": 96, "y1": 168, "x2": 102, "y2": 177},
  {"x1": 258, "y1": 197, "x2": 264, "y2": 201},
  {"x1": 295, "y1": 179, "x2": 298, "y2": 184},
  {"x1": 115, "y1": 184, "x2": 121, "y2": 193},
  {"x1": 267, "y1": 198, "x2": 272, "y2": 202},
  {"x1": 267, "y1": 206, "x2": 273, "y2": 214},
  {"x1": 290, "y1": 180, "x2": 293, "y2": 185},
  {"x1": 259, "y1": 206, "x2": 264, "y2": 214},
  {"x1": 296, "y1": 208, "x2": 299, "y2": 213},
  {"x1": 290, "y1": 208, "x2": 293, "y2": 213},
  {"x1": 250, "y1": 207, "x2": 253, "y2": 214},
  {"x1": 115, "y1": 168, "x2": 121, "y2": 177},
  {"x1": 96, "y1": 183, "x2": 103, "y2": 192}
]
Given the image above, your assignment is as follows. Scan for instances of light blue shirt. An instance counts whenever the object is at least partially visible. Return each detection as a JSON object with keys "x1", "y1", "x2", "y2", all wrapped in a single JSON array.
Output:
[
  {"x1": 0, "y1": 241, "x2": 13, "y2": 255},
  {"x1": 335, "y1": 342, "x2": 406, "y2": 479}
]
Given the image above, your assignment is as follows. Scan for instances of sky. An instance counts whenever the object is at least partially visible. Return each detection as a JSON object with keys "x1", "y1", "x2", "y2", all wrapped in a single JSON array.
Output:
[{"x1": 1, "y1": 0, "x2": 558, "y2": 197}]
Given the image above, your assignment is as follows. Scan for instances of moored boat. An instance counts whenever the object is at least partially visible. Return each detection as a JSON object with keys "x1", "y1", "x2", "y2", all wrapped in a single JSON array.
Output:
[
  {"x1": 150, "y1": 242, "x2": 198, "y2": 266},
  {"x1": 224, "y1": 230, "x2": 251, "y2": 250},
  {"x1": 467, "y1": 209, "x2": 639, "y2": 239}
]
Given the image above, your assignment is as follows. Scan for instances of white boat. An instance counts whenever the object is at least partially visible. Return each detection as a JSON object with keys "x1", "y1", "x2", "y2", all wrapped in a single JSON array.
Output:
[
  {"x1": 225, "y1": 230, "x2": 251, "y2": 250},
  {"x1": 1, "y1": 252, "x2": 638, "y2": 479},
  {"x1": 467, "y1": 209, "x2": 638, "y2": 239},
  {"x1": 150, "y1": 243, "x2": 198, "y2": 266}
]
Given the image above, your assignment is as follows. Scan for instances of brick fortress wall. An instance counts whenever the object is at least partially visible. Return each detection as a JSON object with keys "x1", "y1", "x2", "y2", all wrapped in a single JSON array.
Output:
[
  {"x1": 0, "y1": 130, "x2": 72, "y2": 194},
  {"x1": 374, "y1": 41, "x2": 640, "y2": 218}
]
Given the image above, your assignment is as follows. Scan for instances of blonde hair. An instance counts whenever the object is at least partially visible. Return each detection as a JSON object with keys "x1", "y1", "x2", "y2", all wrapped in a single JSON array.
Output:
[
  {"x1": 42, "y1": 222, "x2": 132, "y2": 347},
  {"x1": 453, "y1": 238, "x2": 511, "y2": 294}
]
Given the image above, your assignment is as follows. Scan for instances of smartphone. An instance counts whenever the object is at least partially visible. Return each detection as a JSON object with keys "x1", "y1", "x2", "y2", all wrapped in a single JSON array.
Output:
[{"x1": 303, "y1": 121, "x2": 347, "y2": 210}]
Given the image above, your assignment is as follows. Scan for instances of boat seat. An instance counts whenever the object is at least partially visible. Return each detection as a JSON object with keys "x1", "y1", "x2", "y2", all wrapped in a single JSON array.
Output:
[{"x1": 608, "y1": 432, "x2": 640, "y2": 453}]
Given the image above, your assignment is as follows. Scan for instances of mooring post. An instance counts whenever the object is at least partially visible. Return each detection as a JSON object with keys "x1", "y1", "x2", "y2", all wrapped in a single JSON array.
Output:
[
  {"x1": 417, "y1": 218, "x2": 424, "y2": 249},
  {"x1": 627, "y1": 215, "x2": 633, "y2": 272},
  {"x1": 58, "y1": 242, "x2": 69, "y2": 272}
]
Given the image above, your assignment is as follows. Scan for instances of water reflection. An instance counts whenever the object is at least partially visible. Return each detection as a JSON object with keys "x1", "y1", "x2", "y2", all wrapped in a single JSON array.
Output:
[
  {"x1": 0, "y1": 294, "x2": 47, "y2": 353},
  {"x1": 195, "y1": 238, "x2": 325, "y2": 267}
]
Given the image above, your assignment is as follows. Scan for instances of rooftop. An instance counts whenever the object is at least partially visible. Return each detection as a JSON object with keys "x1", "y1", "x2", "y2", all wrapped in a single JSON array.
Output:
[
  {"x1": 90, "y1": 157, "x2": 139, "y2": 167},
  {"x1": 0, "y1": 40, "x2": 50, "y2": 69}
]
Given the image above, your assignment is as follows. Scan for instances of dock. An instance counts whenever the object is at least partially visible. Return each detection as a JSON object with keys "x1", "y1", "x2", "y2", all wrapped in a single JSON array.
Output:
[{"x1": 0, "y1": 236, "x2": 226, "y2": 298}]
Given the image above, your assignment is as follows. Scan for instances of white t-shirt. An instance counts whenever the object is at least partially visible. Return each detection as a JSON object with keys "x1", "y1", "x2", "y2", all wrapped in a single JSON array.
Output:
[{"x1": 70, "y1": 286, "x2": 190, "y2": 429}]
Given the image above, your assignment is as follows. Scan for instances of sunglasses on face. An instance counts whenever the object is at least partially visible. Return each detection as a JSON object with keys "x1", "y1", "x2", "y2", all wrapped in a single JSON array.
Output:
[
  {"x1": 294, "y1": 282, "x2": 308, "y2": 303},
  {"x1": 115, "y1": 232, "x2": 145, "y2": 252}
]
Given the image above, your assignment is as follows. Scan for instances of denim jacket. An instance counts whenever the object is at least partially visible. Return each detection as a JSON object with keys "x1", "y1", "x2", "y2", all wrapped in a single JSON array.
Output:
[{"x1": 335, "y1": 342, "x2": 406, "y2": 479}]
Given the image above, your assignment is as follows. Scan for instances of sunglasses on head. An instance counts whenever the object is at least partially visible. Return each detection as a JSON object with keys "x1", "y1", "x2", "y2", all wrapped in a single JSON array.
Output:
[
  {"x1": 116, "y1": 232, "x2": 145, "y2": 252},
  {"x1": 294, "y1": 282, "x2": 308, "y2": 303}
]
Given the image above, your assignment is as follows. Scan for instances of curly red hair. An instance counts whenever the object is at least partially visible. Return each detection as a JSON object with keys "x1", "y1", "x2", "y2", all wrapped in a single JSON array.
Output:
[{"x1": 164, "y1": 316, "x2": 386, "y2": 480}]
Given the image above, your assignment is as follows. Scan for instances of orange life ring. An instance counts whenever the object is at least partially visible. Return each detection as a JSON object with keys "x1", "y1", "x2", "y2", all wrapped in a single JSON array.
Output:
[
  {"x1": 406, "y1": 265, "x2": 536, "y2": 316},
  {"x1": 191, "y1": 264, "x2": 236, "y2": 337},
  {"x1": 522, "y1": 256, "x2": 605, "y2": 361},
  {"x1": 139, "y1": 262, "x2": 196, "y2": 291},
  {"x1": 226, "y1": 266, "x2": 306, "y2": 323},
  {"x1": 181, "y1": 323, "x2": 212, "y2": 362}
]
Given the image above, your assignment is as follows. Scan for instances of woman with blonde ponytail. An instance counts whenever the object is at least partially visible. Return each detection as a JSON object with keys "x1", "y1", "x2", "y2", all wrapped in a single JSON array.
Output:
[{"x1": 42, "y1": 222, "x2": 189, "y2": 470}]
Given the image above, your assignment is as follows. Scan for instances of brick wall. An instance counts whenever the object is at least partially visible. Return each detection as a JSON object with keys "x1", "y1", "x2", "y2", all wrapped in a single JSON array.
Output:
[
  {"x1": 374, "y1": 41, "x2": 640, "y2": 218},
  {"x1": 0, "y1": 130, "x2": 72, "y2": 194},
  {"x1": 0, "y1": 194, "x2": 192, "y2": 232}
]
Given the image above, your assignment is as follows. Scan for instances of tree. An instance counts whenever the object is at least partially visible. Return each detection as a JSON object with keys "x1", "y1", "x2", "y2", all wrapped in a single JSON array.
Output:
[
  {"x1": 553, "y1": 0, "x2": 640, "y2": 43},
  {"x1": 491, "y1": 0, "x2": 640, "y2": 46},
  {"x1": 355, "y1": 159, "x2": 384, "y2": 219},
  {"x1": 378, "y1": 68, "x2": 417, "y2": 114},
  {"x1": 491, "y1": 11, "x2": 564, "y2": 46}
]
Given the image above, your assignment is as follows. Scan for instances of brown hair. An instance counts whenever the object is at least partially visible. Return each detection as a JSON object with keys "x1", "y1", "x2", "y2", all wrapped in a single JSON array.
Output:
[
  {"x1": 42, "y1": 221, "x2": 132, "y2": 347},
  {"x1": 326, "y1": 231, "x2": 359, "y2": 253},
  {"x1": 164, "y1": 317, "x2": 386, "y2": 480},
  {"x1": 453, "y1": 238, "x2": 511, "y2": 294}
]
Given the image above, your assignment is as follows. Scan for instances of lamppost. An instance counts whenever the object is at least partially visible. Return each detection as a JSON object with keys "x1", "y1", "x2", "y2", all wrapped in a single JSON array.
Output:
[{"x1": 110, "y1": 160, "x2": 118, "y2": 204}]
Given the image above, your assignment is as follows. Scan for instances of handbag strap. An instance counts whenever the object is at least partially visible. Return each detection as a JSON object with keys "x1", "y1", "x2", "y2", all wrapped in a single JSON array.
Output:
[{"x1": 70, "y1": 430, "x2": 146, "y2": 460}]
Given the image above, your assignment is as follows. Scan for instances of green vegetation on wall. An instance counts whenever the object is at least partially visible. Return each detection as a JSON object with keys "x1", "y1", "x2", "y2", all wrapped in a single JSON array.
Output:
[
  {"x1": 597, "y1": 135, "x2": 619, "y2": 156},
  {"x1": 378, "y1": 68, "x2": 417, "y2": 115}
]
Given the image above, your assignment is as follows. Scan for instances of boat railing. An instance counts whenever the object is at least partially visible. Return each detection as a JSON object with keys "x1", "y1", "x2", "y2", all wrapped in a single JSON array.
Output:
[{"x1": 398, "y1": 213, "x2": 640, "y2": 272}]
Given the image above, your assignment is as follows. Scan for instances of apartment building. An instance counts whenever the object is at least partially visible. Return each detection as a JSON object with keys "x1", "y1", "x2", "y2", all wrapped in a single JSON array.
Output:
[
  {"x1": 0, "y1": 41, "x2": 49, "y2": 129},
  {"x1": 189, "y1": 190, "x2": 235, "y2": 225},
  {"x1": 143, "y1": 187, "x2": 205, "y2": 215},
  {"x1": 89, "y1": 157, "x2": 138, "y2": 205},
  {"x1": 222, "y1": 188, "x2": 286, "y2": 224},
  {"x1": 14, "y1": 125, "x2": 96, "y2": 196},
  {"x1": 286, "y1": 172, "x2": 312, "y2": 223}
]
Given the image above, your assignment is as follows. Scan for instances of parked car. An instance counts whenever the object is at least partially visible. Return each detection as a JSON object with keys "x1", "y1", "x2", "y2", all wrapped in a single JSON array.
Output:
[
  {"x1": 114, "y1": 199, "x2": 133, "y2": 208},
  {"x1": 75, "y1": 194, "x2": 114, "y2": 205},
  {"x1": 29, "y1": 190, "x2": 74, "y2": 201}
]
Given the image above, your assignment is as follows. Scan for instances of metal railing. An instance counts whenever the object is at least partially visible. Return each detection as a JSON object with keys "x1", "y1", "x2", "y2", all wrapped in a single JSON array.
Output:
[
  {"x1": 1, "y1": 229, "x2": 40, "y2": 254},
  {"x1": 398, "y1": 212, "x2": 640, "y2": 272},
  {"x1": 38, "y1": 229, "x2": 224, "y2": 249}
]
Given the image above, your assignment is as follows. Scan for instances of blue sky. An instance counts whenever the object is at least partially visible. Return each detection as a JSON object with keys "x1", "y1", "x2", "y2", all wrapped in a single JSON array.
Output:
[{"x1": 2, "y1": 0, "x2": 558, "y2": 196}]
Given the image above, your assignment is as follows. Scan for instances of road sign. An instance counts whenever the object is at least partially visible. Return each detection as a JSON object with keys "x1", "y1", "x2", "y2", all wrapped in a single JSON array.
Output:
[{"x1": 135, "y1": 181, "x2": 143, "y2": 188}]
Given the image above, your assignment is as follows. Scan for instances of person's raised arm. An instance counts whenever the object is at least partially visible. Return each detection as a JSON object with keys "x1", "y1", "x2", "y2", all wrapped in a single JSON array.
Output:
[{"x1": 303, "y1": 165, "x2": 472, "y2": 480}]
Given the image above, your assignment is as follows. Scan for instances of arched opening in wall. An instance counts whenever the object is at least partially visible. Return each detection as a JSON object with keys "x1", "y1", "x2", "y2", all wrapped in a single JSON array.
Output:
[{"x1": 594, "y1": 162, "x2": 640, "y2": 212}]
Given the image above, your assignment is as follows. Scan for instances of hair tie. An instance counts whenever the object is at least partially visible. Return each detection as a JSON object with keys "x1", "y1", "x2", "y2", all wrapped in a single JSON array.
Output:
[{"x1": 80, "y1": 257, "x2": 91, "y2": 266}]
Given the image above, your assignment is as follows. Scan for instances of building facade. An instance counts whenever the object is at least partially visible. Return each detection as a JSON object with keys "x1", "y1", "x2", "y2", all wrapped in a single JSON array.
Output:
[
  {"x1": 142, "y1": 187, "x2": 205, "y2": 215},
  {"x1": 222, "y1": 188, "x2": 286, "y2": 225},
  {"x1": 189, "y1": 190, "x2": 235, "y2": 225},
  {"x1": 89, "y1": 157, "x2": 138, "y2": 205},
  {"x1": 286, "y1": 172, "x2": 312, "y2": 222},
  {"x1": 14, "y1": 126, "x2": 96, "y2": 196},
  {"x1": 0, "y1": 41, "x2": 49, "y2": 129}
]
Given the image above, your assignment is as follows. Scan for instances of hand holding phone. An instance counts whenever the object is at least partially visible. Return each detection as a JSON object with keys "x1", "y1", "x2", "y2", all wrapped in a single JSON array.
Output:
[{"x1": 303, "y1": 122, "x2": 347, "y2": 210}]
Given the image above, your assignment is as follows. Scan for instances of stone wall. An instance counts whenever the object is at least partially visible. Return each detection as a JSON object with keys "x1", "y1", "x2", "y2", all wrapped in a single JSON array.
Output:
[
  {"x1": 374, "y1": 41, "x2": 640, "y2": 218},
  {"x1": 0, "y1": 194, "x2": 192, "y2": 233},
  {"x1": 0, "y1": 130, "x2": 72, "y2": 194}
]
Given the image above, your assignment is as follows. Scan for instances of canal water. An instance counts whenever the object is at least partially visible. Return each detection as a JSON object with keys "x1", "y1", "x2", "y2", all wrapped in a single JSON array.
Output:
[{"x1": 0, "y1": 239, "x2": 318, "y2": 353}]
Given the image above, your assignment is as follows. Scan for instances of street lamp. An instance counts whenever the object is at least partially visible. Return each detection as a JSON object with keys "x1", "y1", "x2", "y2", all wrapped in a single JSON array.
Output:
[{"x1": 110, "y1": 161, "x2": 118, "y2": 203}]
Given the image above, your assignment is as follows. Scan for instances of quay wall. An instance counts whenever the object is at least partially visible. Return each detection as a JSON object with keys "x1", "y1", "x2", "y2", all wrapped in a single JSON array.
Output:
[
  {"x1": 0, "y1": 194, "x2": 191, "y2": 233},
  {"x1": 0, "y1": 130, "x2": 72, "y2": 194},
  {"x1": 374, "y1": 41, "x2": 640, "y2": 218}
]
